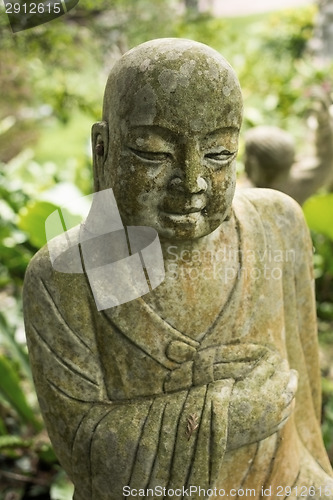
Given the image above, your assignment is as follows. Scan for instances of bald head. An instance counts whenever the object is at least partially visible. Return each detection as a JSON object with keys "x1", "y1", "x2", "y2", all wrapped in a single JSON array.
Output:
[
  {"x1": 103, "y1": 38, "x2": 243, "y2": 135},
  {"x1": 244, "y1": 126, "x2": 295, "y2": 187}
]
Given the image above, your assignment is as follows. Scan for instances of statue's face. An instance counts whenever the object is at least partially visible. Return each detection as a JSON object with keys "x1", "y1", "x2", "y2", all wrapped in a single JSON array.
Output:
[{"x1": 100, "y1": 40, "x2": 242, "y2": 240}]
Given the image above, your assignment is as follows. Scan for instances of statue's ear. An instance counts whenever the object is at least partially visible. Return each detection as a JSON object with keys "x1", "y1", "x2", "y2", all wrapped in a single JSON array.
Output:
[{"x1": 92, "y1": 121, "x2": 109, "y2": 192}]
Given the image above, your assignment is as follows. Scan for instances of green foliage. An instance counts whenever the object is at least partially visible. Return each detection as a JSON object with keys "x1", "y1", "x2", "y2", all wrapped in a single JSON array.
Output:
[
  {"x1": 322, "y1": 378, "x2": 333, "y2": 453},
  {"x1": 306, "y1": 194, "x2": 333, "y2": 455},
  {"x1": 0, "y1": 306, "x2": 60, "y2": 498},
  {"x1": 18, "y1": 201, "x2": 59, "y2": 248},
  {"x1": 303, "y1": 194, "x2": 333, "y2": 241},
  {"x1": 0, "y1": 435, "x2": 32, "y2": 449},
  {"x1": 262, "y1": 5, "x2": 317, "y2": 59},
  {"x1": 321, "y1": 354, "x2": 333, "y2": 464},
  {"x1": 0, "y1": 355, "x2": 41, "y2": 430},
  {"x1": 0, "y1": 311, "x2": 31, "y2": 381},
  {"x1": 303, "y1": 194, "x2": 333, "y2": 321},
  {"x1": 0, "y1": 177, "x2": 33, "y2": 287},
  {"x1": 173, "y1": 12, "x2": 229, "y2": 48},
  {"x1": 313, "y1": 231, "x2": 333, "y2": 320}
]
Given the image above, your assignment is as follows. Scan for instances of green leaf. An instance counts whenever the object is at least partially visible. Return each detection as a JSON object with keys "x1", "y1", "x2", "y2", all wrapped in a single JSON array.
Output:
[
  {"x1": 0, "y1": 355, "x2": 42, "y2": 431},
  {"x1": 18, "y1": 200, "x2": 58, "y2": 249},
  {"x1": 303, "y1": 194, "x2": 333, "y2": 241},
  {"x1": 0, "y1": 311, "x2": 32, "y2": 381},
  {"x1": 0, "y1": 415, "x2": 7, "y2": 435},
  {"x1": 38, "y1": 442, "x2": 58, "y2": 465},
  {"x1": 0, "y1": 434, "x2": 32, "y2": 449}
]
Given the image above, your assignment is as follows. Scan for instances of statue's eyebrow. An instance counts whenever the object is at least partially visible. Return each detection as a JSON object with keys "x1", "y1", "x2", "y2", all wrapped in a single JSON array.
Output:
[
  {"x1": 127, "y1": 125, "x2": 240, "y2": 144},
  {"x1": 129, "y1": 125, "x2": 178, "y2": 140},
  {"x1": 204, "y1": 127, "x2": 239, "y2": 139}
]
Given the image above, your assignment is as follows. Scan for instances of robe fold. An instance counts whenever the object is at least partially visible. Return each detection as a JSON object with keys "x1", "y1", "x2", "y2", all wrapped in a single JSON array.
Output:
[{"x1": 23, "y1": 189, "x2": 333, "y2": 499}]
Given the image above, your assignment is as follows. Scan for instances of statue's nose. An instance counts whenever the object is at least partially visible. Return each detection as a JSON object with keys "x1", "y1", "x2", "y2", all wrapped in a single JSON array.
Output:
[
  {"x1": 169, "y1": 147, "x2": 208, "y2": 194},
  {"x1": 184, "y1": 170, "x2": 208, "y2": 194},
  {"x1": 184, "y1": 147, "x2": 208, "y2": 193},
  {"x1": 169, "y1": 175, "x2": 207, "y2": 194}
]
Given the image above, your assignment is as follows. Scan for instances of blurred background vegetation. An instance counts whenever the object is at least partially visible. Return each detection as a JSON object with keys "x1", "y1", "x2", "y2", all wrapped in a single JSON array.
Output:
[{"x1": 0, "y1": 0, "x2": 333, "y2": 498}]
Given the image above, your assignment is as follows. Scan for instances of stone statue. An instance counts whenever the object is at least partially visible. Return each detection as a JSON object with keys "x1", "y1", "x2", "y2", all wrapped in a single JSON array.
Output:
[
  {"x1": 23, "y1": 39, "x2": 333, "y2": 499},
  {"x1": 243, "y1": 91, "x2": 333, "y2": 204}
]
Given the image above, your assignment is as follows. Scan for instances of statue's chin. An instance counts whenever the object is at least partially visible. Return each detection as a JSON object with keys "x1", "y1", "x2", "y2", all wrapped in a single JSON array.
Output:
[
  {"x1": 156, "y1": 212, "x2": 229, "y2": 242},
  {"x1": 118, "y1": 205, "x2": 231, "y2": 242}
]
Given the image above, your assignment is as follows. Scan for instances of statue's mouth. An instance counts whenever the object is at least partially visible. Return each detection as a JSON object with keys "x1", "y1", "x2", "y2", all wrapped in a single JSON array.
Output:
[
  {"x1": 161, "y1": 196, "x2": 206, "y2": 215},
  {"x1": 164, "y1": 207, "x2": 202, "y2": 215},
  {"x1": 160, "y1": 208, "x2": 203, "y2": 223}
]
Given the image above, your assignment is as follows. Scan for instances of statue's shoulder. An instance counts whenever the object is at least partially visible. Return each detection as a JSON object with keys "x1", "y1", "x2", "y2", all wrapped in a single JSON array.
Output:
[
  {"x1": 232, "y1": 188, "x2": 310, "y2": 255},
  {"x1": 25, "y1": 242, "x2": 53, "y2": 286},
  {"x1": 23, "y1": 224, "x2": 95, "y2": 339},
  {"x1": 234, "y1": 187, "x2": 306, "y2": 227},
  {"x1": 24, "y1": 225, "x2": 81, "y2": 286},
  {"x1": 234, "y1": 186, "x2": 303, "y2": 212}
]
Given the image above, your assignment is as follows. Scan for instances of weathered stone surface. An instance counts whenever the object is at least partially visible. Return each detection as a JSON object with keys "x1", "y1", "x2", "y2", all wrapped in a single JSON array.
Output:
[{"x1": 23, "y1": 39, "x2": 333, "y2": 499}]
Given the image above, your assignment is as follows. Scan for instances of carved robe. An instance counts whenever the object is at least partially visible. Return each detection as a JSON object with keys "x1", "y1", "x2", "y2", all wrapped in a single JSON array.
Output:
[{"x1": 23, "y1": 189, "x2": 333, "y2": 499}]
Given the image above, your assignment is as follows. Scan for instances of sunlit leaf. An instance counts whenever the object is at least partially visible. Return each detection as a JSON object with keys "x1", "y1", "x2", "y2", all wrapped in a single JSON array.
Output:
[
  {"x1": 18, "y1": 200, "x2": 58, "y2": 248},
  {"x1": 0, "y1": 434, "x2": 32, "y2": 449},
  {"x1": 303, "y1": 194, "x2": 333, "y2": 241}
]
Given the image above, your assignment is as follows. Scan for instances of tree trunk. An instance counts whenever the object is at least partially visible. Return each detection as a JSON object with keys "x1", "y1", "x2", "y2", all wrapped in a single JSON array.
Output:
[
  {"x1": 311, "y1": 0, "x2": 333, "y2": 60},
  {"x1": 185, "y1": 0, "x2": 199, "y2": 13}
]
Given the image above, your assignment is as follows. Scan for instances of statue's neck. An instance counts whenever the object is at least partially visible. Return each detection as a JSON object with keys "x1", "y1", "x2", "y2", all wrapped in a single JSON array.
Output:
[{"x1": 159, "y1": 224, "x2": 228, "y2": 263}]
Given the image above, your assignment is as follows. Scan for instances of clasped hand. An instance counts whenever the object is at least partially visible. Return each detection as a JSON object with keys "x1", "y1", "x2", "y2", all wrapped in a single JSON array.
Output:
[{"x1": 219, "y1": 344, "x2": 298, "y2": 451}]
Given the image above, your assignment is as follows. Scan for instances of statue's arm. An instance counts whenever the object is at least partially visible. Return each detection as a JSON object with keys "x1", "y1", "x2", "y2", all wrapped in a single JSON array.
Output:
[
  {"x1": 230, "y1": 190, "x2": 329, "y2": 465},
  {"x1": 23, "y1": 248, "x2": 112, "y2": 495},
  {"x1": 247, "y1": 189, "x2": 332, "y2": 473}
]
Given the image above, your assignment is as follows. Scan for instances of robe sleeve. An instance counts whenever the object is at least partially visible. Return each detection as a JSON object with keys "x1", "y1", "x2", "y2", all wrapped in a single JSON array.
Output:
[
  {"x1": 23, "y1": 245, "x2": 232, "y2": 499},
  {"x1": 23, "y1": 244, "x2": 109, "y2": 495},
  {"x1": 243, "y1": 188, "x2": 332, "y2": 476}
]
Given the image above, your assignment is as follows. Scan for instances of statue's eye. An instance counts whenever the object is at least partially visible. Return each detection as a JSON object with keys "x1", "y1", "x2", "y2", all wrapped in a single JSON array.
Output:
[
  {"x1": 205, "y1": 149, "x2": 235, "y2": 163},
  {"x1": 129, "y1": 147, "x2": 171, "y2": 162}
]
